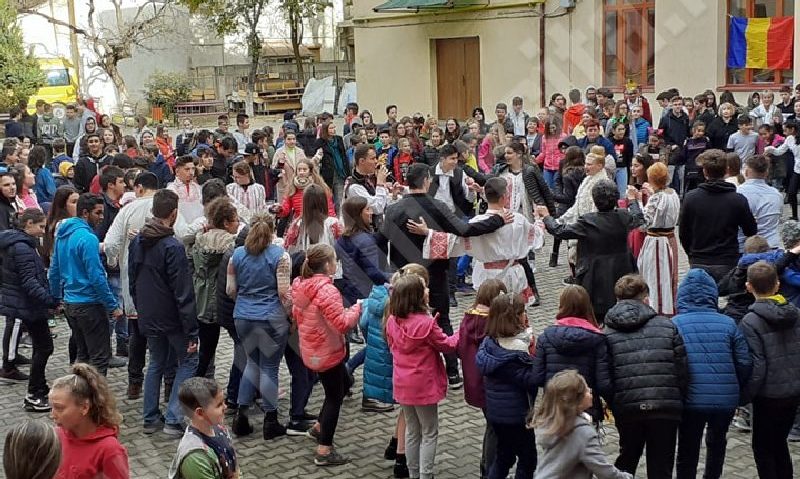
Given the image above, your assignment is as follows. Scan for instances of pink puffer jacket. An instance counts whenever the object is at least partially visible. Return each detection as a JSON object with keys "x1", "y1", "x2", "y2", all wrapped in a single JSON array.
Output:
[
  {"x1": 386, "y1": 312, "x2": 459, "y2": 405},
  {"x1": 291, "y1": 274, "x2": 360, "y2": 372}
]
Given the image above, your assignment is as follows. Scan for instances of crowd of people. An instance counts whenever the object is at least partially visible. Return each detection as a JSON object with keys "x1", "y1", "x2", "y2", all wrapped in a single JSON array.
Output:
[{"x1": 0, "y1": 83, "x2": 800, "y2": 479}]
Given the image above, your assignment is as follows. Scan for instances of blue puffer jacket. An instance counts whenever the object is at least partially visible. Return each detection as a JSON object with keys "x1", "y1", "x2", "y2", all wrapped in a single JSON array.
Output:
[
  {"x1": 673, "y1": 269, "x2": 753, "y2": 412},
  {"x1": 532, "y1": 317, "x2": 612, "y2": 422},
  {"x1": 361, "y1": 284, "x2": 393, "y2": 403},
  {"x1": 0, "y1": 229, "x2": 57, "y2": 321},
  {"x1": 476, "y1": 337, "x2": 537, "y2": 425}
]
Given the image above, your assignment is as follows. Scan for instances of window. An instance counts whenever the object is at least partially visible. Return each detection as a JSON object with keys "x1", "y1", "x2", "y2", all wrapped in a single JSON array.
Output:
[
  {"x1": 726, "y1": 0, "x2": 794, "y2": 86},
  {"x1": 603, "y1": 0, "x2": 655, "y2": 91},
  {"x1": 45, "y1": 69, "x2": 70, "y2": 87}
]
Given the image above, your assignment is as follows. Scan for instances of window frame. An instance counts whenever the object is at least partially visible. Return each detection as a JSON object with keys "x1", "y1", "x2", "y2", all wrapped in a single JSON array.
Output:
[
  {"x1": 602, "y1": 0, "x2": 656, "y2": 93},
  {"x1": 722, "y1": 0, "x2": 793, "y2": 91}
]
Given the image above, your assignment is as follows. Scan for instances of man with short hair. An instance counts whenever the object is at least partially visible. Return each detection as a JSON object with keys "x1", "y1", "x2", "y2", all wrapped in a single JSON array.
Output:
[
  {"x1": 508, "y1": 96, "x2": 529, "y2": 136},
  {"x1": 104, "y1": 171, "x2": 160, "y2": 399},
  {"x1": 74, "y1": 132, "x2": 110, "y2": 193},
  {"x1": 214, "y1": 114, "x2": 232, "y2": 142},
  {"x1": 679, "y1": 149, "x2": 757, "y2": 281},
  {"x1": 233, "y1": 113, "x2": 250, "y2": 153},
  {"x1": 343, "y1": 102, "x2": 359, "y2": 136},
  {"x1": 36, "y1": 102, "x2": 63, "y2": 154},
  {"x1": 490, "y1": 102, "x2": 514, "y2": 135},
  {"x1": 383, "y1": 104, "x2": 398, "y2": 129},
  {"x1": 167, "y1": 155, "x2": 204, "y2": 227},
  {"x1": 213, "y1": 136, "x2": 239, "y2": 182},
  {"x1": 343, "y1": 143, "x2": 393, "y2": 227},
  {"x1": 562, "y1": 89, "x2": 586, "y2": 134},
  {"x1": 129, "y1": 189, "x2": 199, "y2": 436},
  {"x1": 143, "y1": 144, "x2": 174, "y2": 188},
  {"x1": 63, "y1": 103, "x2": 81, "y2": 156},
  {"x1": 49, "y1": 193, "x2": 122, "y2": 375},
  {"x1": 738, "y1": 154, "x2": 783, "y2": 251}
]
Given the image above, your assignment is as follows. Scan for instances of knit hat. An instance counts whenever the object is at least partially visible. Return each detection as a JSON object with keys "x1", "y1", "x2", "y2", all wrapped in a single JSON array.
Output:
[
  {"x1": 781, "y1": 220, "x2": 800, "y2": 249},
  {"x1": 59, "y1": 160, "x2": 74, "y2": 178}
]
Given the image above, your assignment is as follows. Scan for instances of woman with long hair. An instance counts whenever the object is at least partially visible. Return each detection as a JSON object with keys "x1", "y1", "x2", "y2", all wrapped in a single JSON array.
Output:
[
  {"x1": 314, "y1": 121, "x2": 349, "y2": 210},
  {"x1": 228, "y1": 214, "x2": 293, "y2": 440},
  {"x1": 444, "y1": 118, "x2": 461, "y2": 145},
  {"x1": 536, "y1": 118, "x2": 567, "y2": 188},
  {"x1": 99, "y1": 114, "x2": 123, "y2": 145},
  {"x1": 3, "y1": 420, "x2": 62, "y2": 479},
  {"x1": 270, "y1": 158, "x2": 334, "y2": 220},
  {"x1": 28, "y1": 146, "x2": 56, "y2": 205},
  {"x1": 550, "y1": 146, "x2": 586, "y2": 267},
  {"x1": 472, "y1": 107, "x2": 489, "y2": 135},
  {"x1": 155, "y1": 124, "x2": 176, "y2": 169},
  {"x1": 284, "y1": 184, "x2": 343, "y2": 254},
  {"x1": 43, "y1": 185, "x2": 78, "y2": 265},
  {"x1": 478, "y1": 123, "x2": 505, "y2": 173},
  {"x1": 627, "y1": 152, "x2": 654, "y2": 259},
  {"x1": 12, "y1": 163, "x2": 39, "y2": 211}
]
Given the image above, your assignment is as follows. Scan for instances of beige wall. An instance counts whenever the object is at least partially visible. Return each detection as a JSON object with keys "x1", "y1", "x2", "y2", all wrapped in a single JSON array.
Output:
[{"x1": 353, "y1": 0, "x2": 793, "y2": 120}]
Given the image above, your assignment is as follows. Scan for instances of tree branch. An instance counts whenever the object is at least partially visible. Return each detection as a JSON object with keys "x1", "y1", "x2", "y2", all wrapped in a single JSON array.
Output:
[{"x1": 16, "y1": 7, "x2": 90, "y2": 36}]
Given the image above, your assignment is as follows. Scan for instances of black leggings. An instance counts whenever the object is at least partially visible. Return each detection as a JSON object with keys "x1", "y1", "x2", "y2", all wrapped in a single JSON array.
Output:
[
  {"x1": 788, "y1": 171, "x2": 799, "y2": 219},
  {"x1": 317, "y1": 361, "x2": 349, "y2": 447}
]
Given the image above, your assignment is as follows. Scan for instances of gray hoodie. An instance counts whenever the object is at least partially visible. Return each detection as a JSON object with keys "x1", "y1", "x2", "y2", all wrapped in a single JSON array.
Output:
[{"x1": 535, "y1": 414, "x2": 632, "y2": 479}]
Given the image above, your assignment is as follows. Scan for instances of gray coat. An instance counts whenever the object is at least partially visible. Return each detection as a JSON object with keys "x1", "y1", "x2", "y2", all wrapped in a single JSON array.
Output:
[{"x1": 535, "y1": 415, "x2": 632, "y2": 479}]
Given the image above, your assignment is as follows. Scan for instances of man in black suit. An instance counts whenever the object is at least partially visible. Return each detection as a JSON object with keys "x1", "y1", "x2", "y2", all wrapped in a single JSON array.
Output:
[{"x1": 379, "y1": 163, "x2": 511, "y2": 388}]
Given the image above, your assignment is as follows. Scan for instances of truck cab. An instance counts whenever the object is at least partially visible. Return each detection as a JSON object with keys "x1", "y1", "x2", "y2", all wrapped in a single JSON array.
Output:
[{"x1": 27, "y1": 57, "x2": 79, "y2": 119}]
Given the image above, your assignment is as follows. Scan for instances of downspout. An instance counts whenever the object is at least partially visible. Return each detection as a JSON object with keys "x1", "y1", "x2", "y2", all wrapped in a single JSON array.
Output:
[{"x1": 539, "y1": 2, "x2": 546, "y2": 108}]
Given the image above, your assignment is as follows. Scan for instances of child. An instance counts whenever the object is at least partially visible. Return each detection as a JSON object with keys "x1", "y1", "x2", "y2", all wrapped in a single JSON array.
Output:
[
  {"x1": 169, "y1": 377, "x2": 239, "y2": 479},
  {"x1": 532, "y1": 285, "x2": 612, "y2": 424},
  {"x1": 765, "y1": 120, "x2": 799, "y2": 219},
  {"x1": 3, "y1": 419, "x2": 62, "y2": 479},
  {"x1": 727, "y1": 115, "x2": 758, "y2": 163},
  {"x1": 724, "y1": 152, "x2": 745, "y2": 186},
  {"x1": 292, "y1": 244, "x2": 361, "y2": 466},
  {"x1": 386, "y1": 273, "x2": 459, "y2": 479},
  {"x1": 50, "y1": 137, "x2": 71, "y2": 174},
  {"x1": 682, "y1": 121, "x2": 710, "y2": 193},
  {"x1": 475, "y1": 293, "x2": 537, "y2": 479},
  {"x1": 49, "y1": 363, "x2": 129, "y2": 479},
  {"x1": 740, "y1": 261, "x2": 800, "y2": 478},
  {"x1": 456, "y1": 279, "x2": 507, "y2": 479},
  {"x1": 270, "y1": 159, "x2": 335, "y2": 220},
  {"x1": 377, "y1": 128, "x2": 398, "y2": 171},
  {"x1": 393, "y1": 137, "x2": 415, "y2": 186},
  {"x1": 533, "y1": 370, "x2": 632, "y2": 479}
]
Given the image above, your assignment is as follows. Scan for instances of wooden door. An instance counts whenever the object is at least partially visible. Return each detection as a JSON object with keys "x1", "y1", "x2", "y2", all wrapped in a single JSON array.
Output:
[{"x1": 436, "y1": 37, "x2": 480, "y2": 120}]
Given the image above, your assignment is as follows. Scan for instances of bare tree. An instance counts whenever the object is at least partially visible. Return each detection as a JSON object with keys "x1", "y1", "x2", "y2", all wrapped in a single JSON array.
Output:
[
  {"x1": 280, "y1": 0, "x2": 330, "y2": 84},
  {"x1": 15, "y1": 0, "x2": 176, "y2": 102}
]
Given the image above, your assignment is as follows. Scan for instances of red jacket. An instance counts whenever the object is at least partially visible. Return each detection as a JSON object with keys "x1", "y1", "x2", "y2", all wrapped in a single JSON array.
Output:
[
  {"x1": 275, "y1": 187, "x2": 336, "y2": 219},
  {"x1": 393, "y1": 152, "x2": 415, "y2": 185},
  {"x1": 291, "y1": 274, "x2": 361, "y2": 372},
  {"x1": 563, "y1": 104, "x2": 586, "y2": 134},
  {"x1": 55, "y1": 425, "x2": 129, "y2": 479}
]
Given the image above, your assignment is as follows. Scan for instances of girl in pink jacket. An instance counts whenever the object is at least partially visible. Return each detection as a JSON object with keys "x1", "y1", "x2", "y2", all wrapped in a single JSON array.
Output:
[
  {"x1": 291, "y1": 243, "x2": 361, "y2": 467},
  {"x1": 386, "y1": 273, "x2": 459, "y2": 479}
]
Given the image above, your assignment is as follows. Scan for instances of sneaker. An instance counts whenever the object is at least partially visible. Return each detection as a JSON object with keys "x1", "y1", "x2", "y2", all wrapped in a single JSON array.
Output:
[
  {"x1": 314, "y1": 449, "x2": 350, "y2": 466},
  {"x1": 15, "y1": 354, "x2": 31, "y2": 366},
  {"x1": 307, "y1": 425, "x2": 321, "y2": 442},
  {"x1": 561, "y1": 276, "x2": 575, "y2": 286},
  {"x1": 286, "y1": 419, "x2": 315, "y2": 436},
  {"x1": 108, "y1": 356, "x2": 126, "y2": 369},
  {"x1": 788, "y1": 427, "x2": 800, "y2": 442},
  {"x1": 143, "y1": 420, "x2": 163, "y2": 435},
  {"x1": 163, "y1": 423, "x2": 184, "y2": 437},
  {"x1": 731, "y1": 415, "x2": 751, "y2": 432},
  {"x1": 18, "y1": 334, "x2": 31, "y2": 349},
  {"x1": 448, "y1": 374, "x2": 463, "y2": 390},
  {"x1": 0, "y1": 368, "x2": 29, "y2": 383},
  {"x1": 362, "y1": 397, "x2": 394, "y2": 413},
  {"x1": 393, "y1": 454, "x2": 409, "y2": 478},
  {"x1": 127, "y1": 383, "x2": 142, "y2": 400},
  {"x1": 23, "y1": 394, "x2": 51, "y2": 412}
]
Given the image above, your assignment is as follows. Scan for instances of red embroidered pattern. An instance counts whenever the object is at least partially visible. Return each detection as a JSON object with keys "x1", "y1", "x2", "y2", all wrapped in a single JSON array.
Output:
[{"x1": 429, "y1": 232, "x2": 450, "y2": 259}]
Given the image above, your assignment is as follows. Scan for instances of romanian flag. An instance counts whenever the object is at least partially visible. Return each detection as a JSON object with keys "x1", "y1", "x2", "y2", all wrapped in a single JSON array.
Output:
[{"x1": 727, "y1": 16, "x2": 794, "y2": 69}]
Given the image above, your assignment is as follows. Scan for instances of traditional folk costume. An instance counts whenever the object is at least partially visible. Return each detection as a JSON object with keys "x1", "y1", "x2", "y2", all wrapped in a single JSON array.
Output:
[{"x1": 637, "y1": 188, "x2": 680, "y2": 316}]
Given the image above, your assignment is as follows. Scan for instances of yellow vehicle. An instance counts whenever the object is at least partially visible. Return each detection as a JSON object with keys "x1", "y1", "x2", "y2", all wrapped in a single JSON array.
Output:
[{"x1": 27, "y1": 58, "x2": 79, "y2": 120}]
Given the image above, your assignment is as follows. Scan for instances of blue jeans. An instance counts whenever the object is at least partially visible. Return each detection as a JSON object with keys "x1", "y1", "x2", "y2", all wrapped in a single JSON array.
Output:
[
  {"x1": 614, "y1": 167, "x2": 628, "y2": 199},
  {"x1": 106, "y1": 274, "x2": 128, "y2": 342},
  {"x1": 236, "y1": 318, "x2": 288, "y2": 412},
  {"x1": 143, "y1": 333, "x2": 198, "y2": 426},
  {"x1": 543, "y1": 169, "x2": 557, "y2": 189}
]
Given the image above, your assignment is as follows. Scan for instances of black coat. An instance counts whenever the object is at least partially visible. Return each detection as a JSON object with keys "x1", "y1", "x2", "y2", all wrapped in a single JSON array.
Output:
[
  {"x1": 428, "y1": 164, "x2": 474, "y2": 218},
  {"x1": 0, "y1": 200, "x2": 16, "y2": 231},
  {"x1": 0, "y1": 229, "x2": 57, "y2": 321},
  {"x1": 679, "y1": 180, "x2": 757, "y2": 266},
  {"x1": 544, "y1": 203, "x2": 644, "y2": 319},
  {"x1": 707, "y1": 116, "x2": 738, "y2": 150},
  {"x1": 739, "y1": 299, "x2": 800, "y2": 400},
  {"x1": 315, "y1": 136, "x2": 349, "y2": 188},
  {"x1": 420, "y1": 145, "x2": 440, "y2": 167},
  {"x1": 657, "y1": 111, "x2": 691, "y2": 148},
  {"x1": 74, "y1": 153, "x2": 110, "y2": 193},
  {"x1": 532, "y1": 321, "x2": 612, "y2": 422},
  {"x1": 476, "y1": 337, "x2": 538, "y2": 424},
  {"x1": 128, "y1": 222, "x2": 198, "y2": 339},
  {"x1": 553, "y1": 168, "x2": 585, "y2": 216},
  {"x1": 492, "y1": 162, "x2": 556, "y2": 215},
  {"x1": 604, "y1": 300, "x2": 689, "y2": 422}
]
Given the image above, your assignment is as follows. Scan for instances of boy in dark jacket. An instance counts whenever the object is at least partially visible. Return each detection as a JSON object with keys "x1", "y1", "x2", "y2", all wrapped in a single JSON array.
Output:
[
  {"x1": 129, "y1": 189, "x2": 199, "y2": 436},
  {"x1": 0, "y1": 209, "x2": 58, "y2": 410},
  {"x1": 604, "y1": 274, "x2": 688, "y2": 479},
  {"x1": 672, "y1": 269, "x2": 752, "y2": 479},
  {"x1": 740, "y1": 261, "x2": 800, "y2": 478}
]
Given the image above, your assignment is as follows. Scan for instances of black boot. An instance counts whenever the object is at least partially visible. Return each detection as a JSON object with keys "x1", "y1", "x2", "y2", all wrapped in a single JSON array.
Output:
[
  {"x1": 263, "y1": 411, "x2": 286, "y2": 440},
  {"x1": 548, "y1": 252, "x2": 558, "y2": 268},
  {"x1": 116, "y1": 338, "x2": 128, "y2": 357},
  {"x1": 232, "y1": 407, "x2": 253, "y2": 437},
  {"x1": 384, "y1": 436, "x2": 398, "y2": 460},
  {"x1": 393, "y1": 454, "x2": 409, "y2": 478}
]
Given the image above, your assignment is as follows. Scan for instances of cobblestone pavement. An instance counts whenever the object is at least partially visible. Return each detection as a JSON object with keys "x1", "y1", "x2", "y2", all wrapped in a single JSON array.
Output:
[{"x1": 0, "y1": 236, "x2": 798, "y2": 478}]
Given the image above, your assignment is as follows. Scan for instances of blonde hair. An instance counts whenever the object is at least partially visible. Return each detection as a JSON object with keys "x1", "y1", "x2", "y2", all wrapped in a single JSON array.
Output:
[
  {"x1": 589, "y1": 145, "x2": 606, "y2": 158},
  {"x1": 244, "y1": 214, "x2": 275, "y2": 255},
  {"x1": 3, "y1": 420, "x2": 61, "y2": 479},
  {"x1": 285, "y1": 158, "x2": 331, "y2": 197},
  {"x1": 51, "y1": 363, "x2": 122, "y2": 429},
  {"x1": 531, "y1": 370, "x2": 588, "y2": 438}
]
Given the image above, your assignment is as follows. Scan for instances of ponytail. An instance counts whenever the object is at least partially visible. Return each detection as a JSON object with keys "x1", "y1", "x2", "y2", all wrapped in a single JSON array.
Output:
[
  {"x1": 52, "y1": 363, "x2": 122, "y2": 429},
  {"x1": 301, "y1": 243, "x2": 336, "y2": 278},
  {"x1": 244, "y1": 214, "x2": 275, "y2": 255}
]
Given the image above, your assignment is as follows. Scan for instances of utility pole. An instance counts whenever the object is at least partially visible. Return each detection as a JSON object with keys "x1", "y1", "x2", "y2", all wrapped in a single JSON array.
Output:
[{"x1": 66, "y1": 0, "x2": 82, "y2": 92}]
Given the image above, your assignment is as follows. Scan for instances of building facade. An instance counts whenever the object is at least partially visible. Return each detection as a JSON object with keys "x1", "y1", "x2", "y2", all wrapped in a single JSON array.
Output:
[{"x1": 352, "y1": 0, "x2": 800, "y2": 119}]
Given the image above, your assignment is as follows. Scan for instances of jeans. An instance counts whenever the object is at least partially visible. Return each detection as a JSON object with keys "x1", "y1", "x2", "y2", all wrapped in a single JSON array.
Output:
[
  {"x1": 332, "y1": 176, "x2": 345, "y2": 214},
  {"x1": 615, "y1": 418, "x2": 679, "y2": 479},
  {"x1": 64, "y1": 303, "x2": 112, "y2": 375},
  {"x1": 402, "y1": 404, "x2": 439, "y2": 479},
  {"x1": 24, "y1": 319, "x2": 53, "y2": 397},
  {"x1": 488, "y1": 422, "x2": 536, "y2": 479},
  {"x1": 317, "y1": 361, "x2": 348, "y2": 446},
  {"x1": 543, "y1": 169, "x2": 557, "y2": 189},
  {"x1": 345, "y1": 347, "x2": 366, "y2": 374},
  {"x1": 236, "y1": 318, "x2": 288, "y2": 412},
  {"x1": 106, "y1": 274, "x2": 128, "y2": 343},
  {"x1": 2, "y1": 316, "x2": 22, "y2": 370},
  {"x1": 429, "y1": 268, "x2": 458, "y2": 377},
  {"x1": 143, "y1": 333, "x2": 198, "y2": 426},
  {"x1": 127, "y1": 317, "x2": 147, "y2": 385},
  {"x1": 284, "y1": 338, "x2": 316, "y2": 420},
  {"x1": 614, "y1": 167, "x2": 628, "y2": 198},
  {"x1": 752, "y1": 396, "x2": 800, "y2": 479},
  {"x1": 676, "y1": 409, "x2": 734, "y2": 479}
]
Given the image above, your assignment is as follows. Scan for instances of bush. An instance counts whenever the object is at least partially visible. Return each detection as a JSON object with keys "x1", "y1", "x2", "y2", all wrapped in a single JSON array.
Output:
[
  {"x1": 0, "y1": 0, "x2": 44, "y2": 111},
  {"x1": 144, "y1": 70, "x2": 191, "y2": 116}
]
